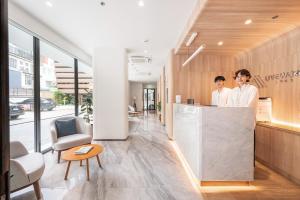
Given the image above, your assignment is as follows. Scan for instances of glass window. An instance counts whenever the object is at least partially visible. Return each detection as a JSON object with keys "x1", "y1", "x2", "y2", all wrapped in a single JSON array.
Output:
[
  {"x1": 40, "y1": 41, "x2": 75, "y2": 151},
  {"x1": 78, "y1": 61, "x2": 93, "y2": 122},
  {"x1": 8, "y1": 25, "x2": 35, "y2": 152},
  {"x1": 9, "y1": 57, "x2": 17, "y2": 68}
]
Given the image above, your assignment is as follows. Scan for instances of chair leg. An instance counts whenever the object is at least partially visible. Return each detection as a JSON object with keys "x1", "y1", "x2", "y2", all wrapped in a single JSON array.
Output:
[
  {"x1": 33, "y1": 181, "x2": 42, "y2": 199},
  {"x1": 57, "y1": 151, "x2": 61, "y2": 163}
]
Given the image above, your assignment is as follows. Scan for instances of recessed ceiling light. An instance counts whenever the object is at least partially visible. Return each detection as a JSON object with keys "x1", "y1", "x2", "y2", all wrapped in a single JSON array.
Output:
[
  {"x1": 138, "y1": 0, "x2": 145, "y2": 7},
  {"x1": 218, "y1": 41, "x2": 224, "y2": 46},
  {"x1": 45, "y1": 1, "x2": 53, "y2": 7},
  {"x1": 100, "y1": 1, "x2": 106, "y2": 6},
  {"x1": 244, "y1": 19, "x2": 252, "y2": 25}
]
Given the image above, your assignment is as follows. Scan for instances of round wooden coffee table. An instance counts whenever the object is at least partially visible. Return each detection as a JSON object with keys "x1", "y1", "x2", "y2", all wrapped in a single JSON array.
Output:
[{"x1": 62, "y1": 144, "x2": 104, "y2": 181}]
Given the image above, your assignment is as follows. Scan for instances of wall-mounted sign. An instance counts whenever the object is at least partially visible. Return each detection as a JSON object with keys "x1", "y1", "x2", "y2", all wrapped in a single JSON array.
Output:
[{"x1": 252, "y1": 69, "x2": 300, "y2": 88}]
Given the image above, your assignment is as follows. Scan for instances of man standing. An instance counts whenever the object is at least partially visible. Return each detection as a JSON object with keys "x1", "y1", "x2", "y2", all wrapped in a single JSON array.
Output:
[
  {"x1": 227, "y1": 69, "x2": 259, "y2": 110},
  {"x1": 211, "y1": 76, "x2": 231, "y2": 107},
  {"x1": 227, "y1": 69, "x2": 259, "y2": 166}
]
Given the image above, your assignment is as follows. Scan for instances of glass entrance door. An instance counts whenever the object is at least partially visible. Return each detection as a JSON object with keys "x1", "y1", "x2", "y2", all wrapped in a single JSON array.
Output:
[{"x1": 143, "y1": 88, "x2": 155, "y2": 111}]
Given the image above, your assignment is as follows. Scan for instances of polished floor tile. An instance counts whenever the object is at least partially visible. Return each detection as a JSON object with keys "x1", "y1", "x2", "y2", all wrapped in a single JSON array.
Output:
[
  {"x1": 12, "y1": 113, "x2": 201, "y2": 200},
  {"x1": 12, "y1": 113, "x2": 300, "y2": 200}
]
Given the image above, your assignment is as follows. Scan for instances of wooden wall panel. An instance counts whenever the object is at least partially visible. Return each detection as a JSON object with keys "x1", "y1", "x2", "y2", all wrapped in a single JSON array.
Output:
[
  {"x1": 172, "y1": 27, "x2": 300, "y2": 124},
  {"x1": 235, "y1": 27, "x2": 300, "y2": 124},
  {"x1": 166, "y1": 50, "x2": 175, "y2": 139},
  {"x1": 173, "y1": 54, "x2": 236, "y2": 105},
  {"x1": 157, "y1": 67, "x2": 166, "y2": 125},
  {"x1": 255, "y1": 124, "x2": 300, "y2": 184}
]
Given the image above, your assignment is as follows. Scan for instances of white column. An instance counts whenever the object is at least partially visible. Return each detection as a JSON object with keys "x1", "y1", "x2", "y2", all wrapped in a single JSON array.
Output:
[{"x1": 93, "y1": 47, "x2": 128, "y2": 140}]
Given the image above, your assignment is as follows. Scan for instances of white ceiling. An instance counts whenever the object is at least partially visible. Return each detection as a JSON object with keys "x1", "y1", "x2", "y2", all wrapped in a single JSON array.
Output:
[{"x1": 10, "y1": 0, "x2": 198, "y2": 82}]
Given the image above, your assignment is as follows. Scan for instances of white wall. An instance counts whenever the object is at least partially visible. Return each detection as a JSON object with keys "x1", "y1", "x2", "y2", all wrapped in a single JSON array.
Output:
[
  {"x1": 128, "y1": 82, "x2": 143, "y2": 111},
  {"x1": 8, "y1": 2, "x2": 92, "y2": 65},
  {"x1": 93, "y1": 47, "x2": 128, "y2": 140},
  {"x1": 143, "y1": 83, "x2": 157, "y2": 89}
]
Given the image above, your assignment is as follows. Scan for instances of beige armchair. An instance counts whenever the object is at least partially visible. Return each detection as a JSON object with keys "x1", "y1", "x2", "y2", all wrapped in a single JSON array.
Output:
[
  {"x1": 50, "y1": 117, "x2": 92, "y2": 163},
  {"x1": 10, "y1": 141, "x2": 45, "y2": 199}
]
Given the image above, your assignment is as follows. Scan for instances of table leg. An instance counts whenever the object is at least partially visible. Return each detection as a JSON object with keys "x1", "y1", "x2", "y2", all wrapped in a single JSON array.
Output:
[
  {"x1": 80, "y1": 160, "x2": 82, "y2": 166},
  {"x1": 86, "y1": 159, "x2": 90, "y2": 181},
  {"x1": 64, "y1": 161, "x2": 71, "y2": 180},
  {"x1": 96, "y1": 155, "x2": 103, "y2": 169}
]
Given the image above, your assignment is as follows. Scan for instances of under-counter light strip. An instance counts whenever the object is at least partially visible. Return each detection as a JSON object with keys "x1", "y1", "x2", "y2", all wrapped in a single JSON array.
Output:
[
  {"x1": 271, "y1": 118, "x2": 300, "y2": 129},
  {"x1": 170, "y1": 141, "x2": 200, "y2": 192},
  {"x1": 182, "y1": 44, "x2": 206, "y2": 67}
]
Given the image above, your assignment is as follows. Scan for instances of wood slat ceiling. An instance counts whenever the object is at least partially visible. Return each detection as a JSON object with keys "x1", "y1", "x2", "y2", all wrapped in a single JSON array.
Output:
[{"x1": 176, "y1": 0, "x2": 300, "y2": 55}]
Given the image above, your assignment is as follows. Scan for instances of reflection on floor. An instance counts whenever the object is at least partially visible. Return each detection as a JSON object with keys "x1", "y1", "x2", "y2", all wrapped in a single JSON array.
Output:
[
  {"x1": 12, "y1": 113, "x2": 200, "y2": 200},
  {"x1": 201, "y1": 162, "x2": 300, "y2": 200},
  {"x1": 11, "y1": 113, "x2": 300, "y2": 200}
]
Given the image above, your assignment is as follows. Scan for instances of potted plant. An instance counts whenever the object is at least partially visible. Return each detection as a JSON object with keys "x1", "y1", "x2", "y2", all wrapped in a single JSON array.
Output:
[
  {"x1": 81, "y1": 90, "x2": 93, "y2": 123},
  {"x1": 157, "y1": 101, "x2": 161, "y2": 121}
]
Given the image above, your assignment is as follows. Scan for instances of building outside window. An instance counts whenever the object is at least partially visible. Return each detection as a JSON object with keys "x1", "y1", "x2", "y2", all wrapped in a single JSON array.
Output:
[
  {"x1": 8, "y1": 23, "x2": 93, "y2": 152},
  {"x1": 9, "y1": 24, "x2": 35, "y2": 151},
  {"x1": 9, "y1": 57, "x2": 17, "y2": 68}
]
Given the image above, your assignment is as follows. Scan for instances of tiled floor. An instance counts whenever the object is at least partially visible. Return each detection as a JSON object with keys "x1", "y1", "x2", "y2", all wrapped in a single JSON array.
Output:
[
  {"x1": 12, "y1": 113, "x2": 201, "y2": 200},
  {"x1": 11, "y1": 113, "x2": 300, "y2": 200}
]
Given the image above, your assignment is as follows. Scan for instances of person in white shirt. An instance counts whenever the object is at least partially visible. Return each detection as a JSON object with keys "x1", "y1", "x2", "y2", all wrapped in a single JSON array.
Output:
[
  {"x1": 211, "y1": 76, "x2": 232, "y2": 107},
  {"x1": 227, "y1": 69, "x2": 259, "y2": 111},
  {"x1": 227, "y1": 69, "x2": 259, "y2": 167}
]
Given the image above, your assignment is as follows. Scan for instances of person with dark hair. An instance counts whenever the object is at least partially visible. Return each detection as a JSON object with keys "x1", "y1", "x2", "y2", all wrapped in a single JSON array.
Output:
[
  {"x1": 227, "y1": 69, "x2": 259, "y2": 109},
  {"x1": 211, "y1": 75, "x2": 231, "y2": 106},
  {"x1": 227, "y1": 69, "x2": 259, "y2": 167}
]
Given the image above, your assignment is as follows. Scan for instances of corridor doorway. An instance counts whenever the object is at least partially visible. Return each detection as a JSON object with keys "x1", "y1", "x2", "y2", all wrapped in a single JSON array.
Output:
[{"x1": 143, "y1": 88, "x2": 156, "y2": 111}]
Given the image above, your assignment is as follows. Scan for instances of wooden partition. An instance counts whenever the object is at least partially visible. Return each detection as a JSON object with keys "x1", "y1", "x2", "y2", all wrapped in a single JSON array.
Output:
[
  {"x1": 172, "y1": 54, "x2": 236, "y2": 105},
  {"x1": 255, "y1": 123, "x2": 300, "y2": 184}
]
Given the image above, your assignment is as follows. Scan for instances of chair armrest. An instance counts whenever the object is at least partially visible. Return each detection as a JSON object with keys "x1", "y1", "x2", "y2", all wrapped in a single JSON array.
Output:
[
  {"x1": 10, "y1": 141, "x2": 28, "y2": 159},
  {"x1": 77, "y1": 117, "x2": 92, "y2": 136},
  {"x1": 10, "y1": 159, "x2": 29, "y2": 191},
  {"x1": 50, "y1": 120, "x2": 58, "y2": 144}
]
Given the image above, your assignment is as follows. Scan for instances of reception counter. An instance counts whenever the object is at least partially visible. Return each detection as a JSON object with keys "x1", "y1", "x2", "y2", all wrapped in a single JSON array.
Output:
[{"x1": 173, "y1": 104, "x2": 255, "y2": 184}]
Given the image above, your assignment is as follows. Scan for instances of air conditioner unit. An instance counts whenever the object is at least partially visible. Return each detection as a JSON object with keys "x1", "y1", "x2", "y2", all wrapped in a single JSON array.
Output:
[{"x1": 129, "y1": 56, "x2": 152, "y2": 64}]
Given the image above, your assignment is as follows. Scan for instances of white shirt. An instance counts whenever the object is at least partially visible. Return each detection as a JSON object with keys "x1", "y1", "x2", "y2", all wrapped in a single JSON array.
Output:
[
  {"x1": 211, "y1": 87, "x2": 232, "y2": 107},
  {"x1": 227, "y1": 84, "x2": 259, "y2": 109}
]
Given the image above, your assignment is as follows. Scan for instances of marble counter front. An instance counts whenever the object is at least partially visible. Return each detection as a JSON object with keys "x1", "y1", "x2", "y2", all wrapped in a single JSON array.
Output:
[{"x1": 173, "y1": 104, "x2": 255, "y2": 183}]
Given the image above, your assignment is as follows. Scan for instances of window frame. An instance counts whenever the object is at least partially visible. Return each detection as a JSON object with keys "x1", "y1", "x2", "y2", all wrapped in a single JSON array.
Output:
[{"x1": 8, "y1": 22, "x2": 91, "y2": 154}]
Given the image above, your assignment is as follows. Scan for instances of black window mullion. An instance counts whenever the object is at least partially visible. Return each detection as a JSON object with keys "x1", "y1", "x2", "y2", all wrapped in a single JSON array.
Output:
[
  {"x1": 0, "y1": 0, "x2": 10, "y2": 198},
  {"x1": 74, "y1": 58, "x2": 79, "y2": 116},
  {"x1": 33, "y1": 37, "x2": 41, "y2": 152}
]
